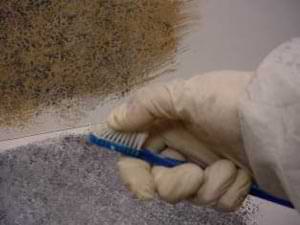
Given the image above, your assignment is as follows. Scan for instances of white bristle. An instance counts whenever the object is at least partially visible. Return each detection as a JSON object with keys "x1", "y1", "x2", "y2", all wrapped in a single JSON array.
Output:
[
  {"x1": 136, "y1": 133, "x2": 148, "y2": 150},
  {"x1": 133, "y1": 133, "x2": 142, "y2": 149},
  {"x1": 100, "y1": 126, "x2": 110, "y2": 137},
  {"x1": 114, "y1": 133, "x2": 122, "y2": 143},
  {"x1": 91, "y1": 122, "x2": 148, "y2": 150},
  {"x1": 107, "y1": 130, "x2": 115, "y2": 139},
  {"x1": 124, "y1": 133, "x2": 133, "y2": 147},
  {"x1": 110, "y1": 132, "x2": 119, "y2": 142},
  {"x1": 119, "y1": 133, "x2": 128, "y2": 145},
  {"x1": 117, "y1": 133, "x2": 124, "y2": 145},
  {"x1": 103, "y1": 133, "x2": 110, "y2": 140},
  {"x1": 128, "y1": 133, "x2": 137, "y2": 148},
  {"x1": 132, "y1": 134, "x2": 139, "y2": 148},
  {"x1": 128, "y1": 135, "x2": 135, "y2": 146},
  {"x1": 125, "y1": 133, "x2": 132, "y2": 147},
  {"x1": 106, "y1": 132, "x2": 114, "y2": 141},
  {"x1": 131, "y1": 134, "x2": 138, "y2": 149}
]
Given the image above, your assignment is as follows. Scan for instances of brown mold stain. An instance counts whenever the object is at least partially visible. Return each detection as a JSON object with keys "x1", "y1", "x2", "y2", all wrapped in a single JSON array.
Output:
[{"x1": 0, "y1": 0, "x2": 192, "y2": 126}]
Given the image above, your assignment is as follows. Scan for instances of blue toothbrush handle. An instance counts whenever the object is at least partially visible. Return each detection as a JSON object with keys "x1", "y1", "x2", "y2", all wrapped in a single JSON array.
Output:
[
  {"x1": 88, "y1": 134, "x2": 186, "y2": 167},
  {"x1": 88, "y1": 134, "x2": 294, "y2": 209},
  {"x1": 137, "y1": 149, "x2": 294, "y2": 209},
  {"x1": 138, "y1": 149, "x2": 186, "y2": 167},
  {"x1": 249, "y1": 184, "x2": 294, "y2": 208}
]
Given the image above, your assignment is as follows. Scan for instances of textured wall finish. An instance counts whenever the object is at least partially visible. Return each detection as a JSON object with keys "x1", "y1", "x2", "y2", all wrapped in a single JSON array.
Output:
[
  {"x1": 0, "y1": 0, "x2": 190, "y2": 126},
  {"x1": 0, "y1": 136, "x2": 258, "y2": 225}
]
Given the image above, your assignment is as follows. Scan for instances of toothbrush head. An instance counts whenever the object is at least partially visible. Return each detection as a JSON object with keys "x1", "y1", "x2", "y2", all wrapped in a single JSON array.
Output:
[{"x1": 88, "y1": 122, "x2": 148, "y2": 150}]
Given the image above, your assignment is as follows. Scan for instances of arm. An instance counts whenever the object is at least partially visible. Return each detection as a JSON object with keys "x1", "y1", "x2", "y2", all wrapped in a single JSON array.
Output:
[{"x1": 240, "y1": 38, "x2": 300, "y2": 210}]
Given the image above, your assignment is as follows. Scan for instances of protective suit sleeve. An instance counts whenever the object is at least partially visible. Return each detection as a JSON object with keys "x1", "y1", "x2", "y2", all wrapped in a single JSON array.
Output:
[{"x1": 240, "y1": 38, "x2": 300, "y2": 210}]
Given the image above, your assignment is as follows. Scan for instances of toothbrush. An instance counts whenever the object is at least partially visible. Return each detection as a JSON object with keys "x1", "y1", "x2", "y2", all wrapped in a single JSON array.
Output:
[{"x1": 87, "y1": 124, "x2": 294, "y2": 209}]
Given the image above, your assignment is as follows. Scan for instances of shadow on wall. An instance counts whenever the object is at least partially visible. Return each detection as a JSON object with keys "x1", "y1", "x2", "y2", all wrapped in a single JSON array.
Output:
[{"x1": 0, "y1": 0, "x2": 192, "y2": 126}]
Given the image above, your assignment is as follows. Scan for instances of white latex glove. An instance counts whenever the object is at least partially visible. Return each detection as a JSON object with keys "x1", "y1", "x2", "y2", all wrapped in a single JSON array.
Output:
[{"x1": 108, "y1": 70, "x2": 253, "y2": 211}]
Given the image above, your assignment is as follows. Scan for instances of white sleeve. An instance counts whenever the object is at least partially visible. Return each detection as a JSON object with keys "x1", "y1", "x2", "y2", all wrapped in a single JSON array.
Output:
[{"x1": 239, "y1": 38, "x2": 300, "y2": 210}]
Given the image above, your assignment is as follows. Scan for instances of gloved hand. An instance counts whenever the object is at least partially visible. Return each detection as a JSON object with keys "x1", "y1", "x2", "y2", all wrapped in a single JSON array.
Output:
[{"x1": 108, "y1": 70, "x2": 254, "y2": 211}]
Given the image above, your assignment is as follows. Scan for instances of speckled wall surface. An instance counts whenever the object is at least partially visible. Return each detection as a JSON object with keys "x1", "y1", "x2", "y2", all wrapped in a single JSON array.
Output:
[
  {"x1": 0, "y1": 136, "x2": 258, "y2": 225},
  {"x1": 0, "y1": 0, "x2": 189, "y2": 126}
]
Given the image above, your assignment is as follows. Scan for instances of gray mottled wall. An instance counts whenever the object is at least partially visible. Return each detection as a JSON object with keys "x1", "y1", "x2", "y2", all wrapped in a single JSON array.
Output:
[{"x1": 0, "y1": 136, "x2": 258, "y2": 225}]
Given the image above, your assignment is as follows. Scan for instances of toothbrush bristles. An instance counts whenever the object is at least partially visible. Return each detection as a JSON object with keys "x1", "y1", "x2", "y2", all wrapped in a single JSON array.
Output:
[
  {"x1": 119, "y1": 133, "x2": 127, "y2": 146},
  {"x1": 128, "y1": 133, "x2": 136, "y2": 148},
  {"x1": 93, "y1": 123, "x2": 148, "y2": 151}
]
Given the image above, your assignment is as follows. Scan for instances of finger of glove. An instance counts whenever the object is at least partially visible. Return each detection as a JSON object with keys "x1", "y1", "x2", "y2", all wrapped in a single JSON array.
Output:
[
  {"x1": 159, "y1": 124, "x2": 220, "y2": 167},
  {"x1": 116, "y1": 133, "x2": 168, "y2": 200},
  {"x1": 216, "y1": 169, "x2": 252, "y2": 212},
  {"x1": 152, "y1": 148, "x2": 204, "y2": 204},
  {"x1": 193, "y1": 159, "x2": 237, "y2": 206},
  {"x1": 142, "y1": 127, "x2": 167, "y2": 153},
  {"x1": 108, "y1": 80, "x2": 184, "y2": 131},
  {"x1": 117, "y1": 156, "x2": 155, "y2": 200}
]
